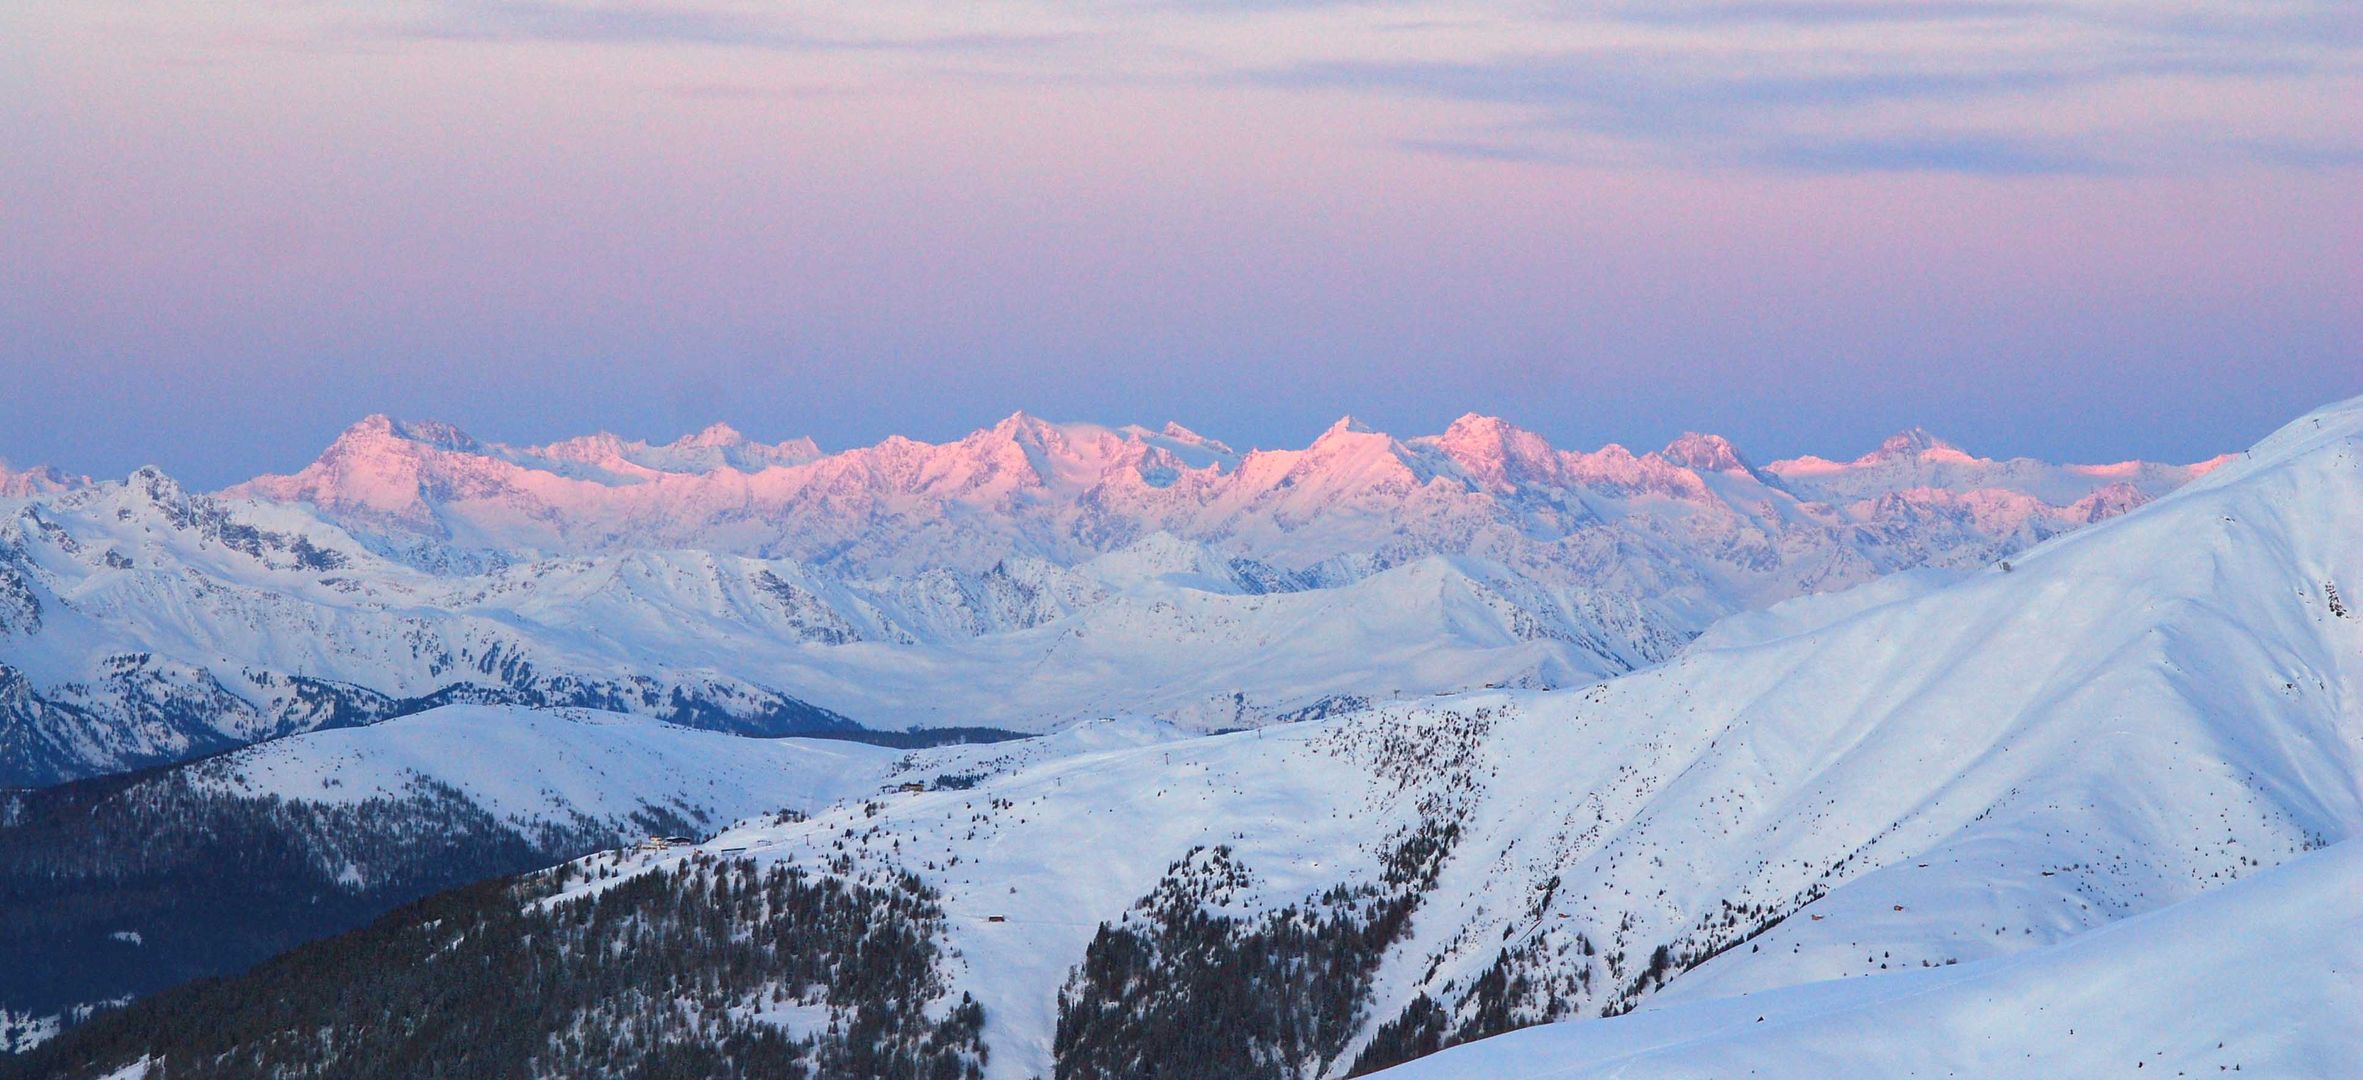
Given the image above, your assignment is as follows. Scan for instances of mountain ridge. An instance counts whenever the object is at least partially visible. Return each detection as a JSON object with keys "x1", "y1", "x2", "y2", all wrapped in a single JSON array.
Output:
[{"x1": 0, "y1": 411, "x2": 2233, "y2": 787}]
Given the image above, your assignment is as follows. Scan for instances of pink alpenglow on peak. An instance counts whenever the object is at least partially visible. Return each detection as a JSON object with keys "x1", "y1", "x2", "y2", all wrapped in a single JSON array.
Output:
[
  {"x1": 1868, "y1": 426, "x2": 1969, "y2": 462},
  {"x1": 1424, "y1": 414, "x2": 1563, "y2": 487},
  {"x1": 1763, "y1": 426, "x2": 1967, "y2": 477},
  {"x1": 0, "y1": 461, "x2": 89, "y2": 498},
  {"x1": 528, "y1": 423, "x2": 823, "y2": 476},
  {"x1": 0, "y1": 401, "x2": 2306, "y2": 783},
  {"x1": 678, "y1": 422, "x2": 747, "y2": 449},
  {"x1": 1761, "y1": 428, "x2": 2225, "y2": 506},
  {"x1": 1653, "y1": 433, "x2": 1758, "y2": 477},
  {"x1": 212, "y1": 411, "x2": 2229, "y2": 600}
]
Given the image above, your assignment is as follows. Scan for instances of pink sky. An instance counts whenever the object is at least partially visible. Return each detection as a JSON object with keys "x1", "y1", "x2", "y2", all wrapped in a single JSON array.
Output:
[{"x1": 3, "y1": 1, "x2": 2358, "y2": 485}]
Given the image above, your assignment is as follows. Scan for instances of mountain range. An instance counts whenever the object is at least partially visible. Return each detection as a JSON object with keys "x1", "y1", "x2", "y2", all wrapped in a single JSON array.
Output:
[
  {"x1": 0, "y1": 413, "x2": 2223, "y2": 787},
  {"x1": 12, "y1": 397, "x2": 2351, "y2": 1079}
]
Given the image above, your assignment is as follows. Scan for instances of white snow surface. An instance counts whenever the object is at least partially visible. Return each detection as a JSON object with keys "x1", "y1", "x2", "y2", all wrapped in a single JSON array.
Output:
[
  {"x1": 1371, "y1": 837, "x2": 2363, "y2": 1079},
  {"x1": 559, "y1": 394, "x2": 2363, "y2": 1078},
  {"x1": 182, "y1": 704, "x2": 904, "y2": 831}
]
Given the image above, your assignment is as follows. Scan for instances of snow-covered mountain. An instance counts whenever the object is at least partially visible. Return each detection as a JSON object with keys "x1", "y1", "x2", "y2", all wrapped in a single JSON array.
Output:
[
  {"x1": 0, "y1": 470, "x2": 865, "y2": 787},
  {"x1": 575, "y1": 396, "x2": 2356, "y2": 1077},
  {"x1": 0, "y1": 413, "x2": 2212, "y2": 786},
  {"x1": 0, "y1": 703, "x2": 1197, "y2": 1051},
  {"x1": 0, "y1": 463, "x2": 83, "y2": 500},
  {"x1": 236, "y1": 412, "x2": 2201, "y2": 583},
  {"x1": 26, "y1": 394, "x2": 2353, "y2": 1079},
  {"x1": 1762, "y1": 425, "x2": 2230, "y2": 505},
  {"x1": 0, "y1": 705, "x2": 900, "y2": 1047}
]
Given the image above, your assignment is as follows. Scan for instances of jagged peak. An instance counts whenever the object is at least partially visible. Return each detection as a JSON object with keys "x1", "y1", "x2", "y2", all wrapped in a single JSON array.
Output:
[
  {"x1": 1656, "y1": 432, "x2": 1755, "y2": 475},
  {"x1": 1436, "y1": 412, "x2": 1550, "y2": 448},
  {"x1": 1144, "y1": 421, "x2": 1235, "y2": 456},
  {"x1": 673, "y1": 422, "x2": 745, "y2": 449},
  {"x1": 1866, "y1": 426, "x2": 1963, "y2": 461},
  {"x1": 1434, "y1": 413, "x2": 1528, "y2": 449},
  {"x1": 1308, "y1": 416, "x2": 1384, "y2": 450},
  {"x1": 964, "y1": 412, "x2": 1088, "y2": 465},
  {"x1": 538, "y1": 432, "x2": 628, "y2": 457},
  {"x1": 0, "y1": 461, "x2": 86, "y2": 496},
  {"x1": 1428, "y1": 414, "x2": 1560, "y2": 482},
  {"x1": 988, "y1": 410, "x2": 1055, "y2": 437},
  {"x1": 331, "y1": 415, "x2": 479, "y2": 454},
  {"x1": 127, "y1": 464, "x2": 187, "y2": 504},
  {"x1": 398, "y1": 419, "x2": 480, "y2": 452}
]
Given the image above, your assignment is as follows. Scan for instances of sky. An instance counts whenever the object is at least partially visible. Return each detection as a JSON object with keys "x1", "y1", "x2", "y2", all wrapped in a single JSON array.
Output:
[{"x1": 3, "y1": 0, "x2": 2358, "y2": 487}]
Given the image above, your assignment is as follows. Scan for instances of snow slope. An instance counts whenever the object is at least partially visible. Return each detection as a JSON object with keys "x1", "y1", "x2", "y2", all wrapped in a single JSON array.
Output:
[
  {"x1": 182, "y1": 704, "x2": 905, "y2": 835},
  {"x1": 0, "y1": 474, "x2": 866, "y2": 786},
  {"x1": 546, "y1": 394, "x2": 2363, "y2": 1078},
  {"x1": 1373, "y1": 838, "x2": 2363, "y2": 1079},
  {"x1": 0, "y1": 470, "x2": 1633, "y2": 784},
  {"x1": 0, "y1": 703, "x2": 955, "y2": 1044}
]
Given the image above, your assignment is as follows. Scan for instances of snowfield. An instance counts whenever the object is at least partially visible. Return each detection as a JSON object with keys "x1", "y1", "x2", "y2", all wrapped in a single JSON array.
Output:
[{"x1": 182, "y1": 704, "x2": 906, "y2": 832}]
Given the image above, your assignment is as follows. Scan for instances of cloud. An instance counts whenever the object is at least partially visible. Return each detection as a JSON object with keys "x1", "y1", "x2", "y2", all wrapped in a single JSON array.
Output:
[
  {"x1": 1596, "y1": 0, "x2": 2058, "y2": 28},
  {"x1": 1254, "y1": 47, "x2": 2310, "y2": 116},
  {"x1": 658, "y1": 80, "x2": 898, "y2": 101},
  {"x1": 403, "y1": 1, "x2": 777, "y2": 45},
  {"x1": 2240, "y1": 141, "x2": 2363, "y2": 169},
  {"x1": 1757, "y1": 133, "x2": 2122, "y2": 175},
  {"x1": 1253, "y1": 51, "x2": 2092, "y2": 140},
  {"x1": 301, "y1": 0, "x2": 2359, "y2": 177},
  {"x1": 1393, "y1": 137, "x2": 1583, "y2": 164},
  {"x1": 2100, "y1": 2, "x2": 2363, "y2": 49},
  {"x1": 1577, "y1": 0, "x2": 2363, "y2": 50},
  {"x1": 385, "y1": 1, "x2": 1070, "y2": 53},
  {"x1": 1246, "y1": 31, "x2": 2337, "y2": 174}
]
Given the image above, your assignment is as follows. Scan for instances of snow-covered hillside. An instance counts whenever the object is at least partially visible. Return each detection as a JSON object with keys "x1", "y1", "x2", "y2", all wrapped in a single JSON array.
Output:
[
  {"x1": 489, "y1": 394, "x2": 2357, "y2": 1078},
  {"x1": 0, "y1": 413, "x2": 2209, "y2": 785},
  {"x1": 182, "y1": 704, "x2": 903, "y2": 835},
  {"x1": 0, "y1": 471, "x2": 862, "y2": 786},
  {"x1": 0, "y1": 704, "x2": 931, "y2": 1044},
  {"x1": 0, "y1": 704, "x2": 1206, "y2": 1058},
  {"x1": 1372, "y1": 837, "x2": 2363, "y2": 1078}
]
